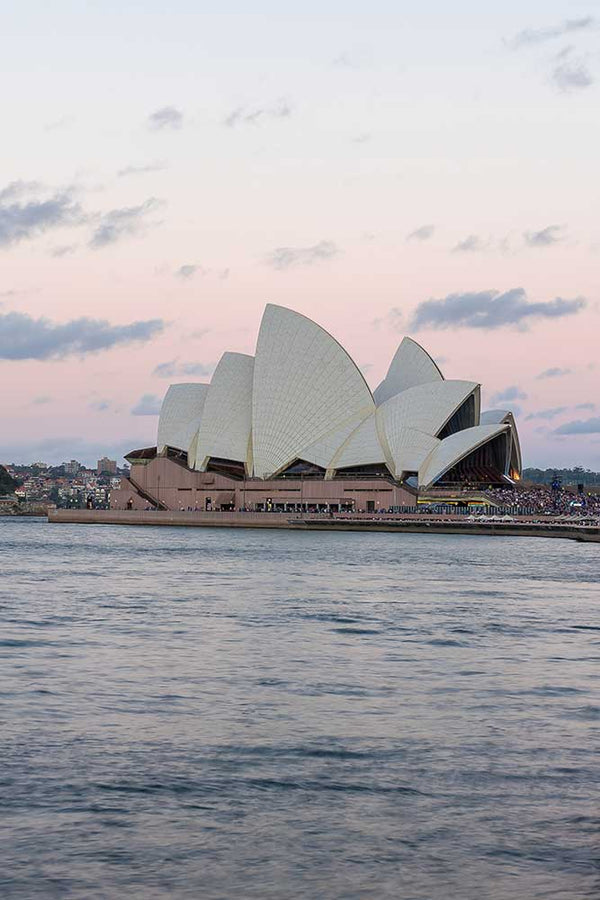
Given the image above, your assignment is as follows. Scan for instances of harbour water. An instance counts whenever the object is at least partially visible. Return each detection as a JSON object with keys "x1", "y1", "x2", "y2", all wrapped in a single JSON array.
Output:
[{"x1": 1, "y1": 518, "x2": 598, "y2": 899}]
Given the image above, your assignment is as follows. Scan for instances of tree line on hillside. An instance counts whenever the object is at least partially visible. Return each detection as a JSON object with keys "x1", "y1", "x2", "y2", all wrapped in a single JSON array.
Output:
[
  {"x1": 522, "y1": 467, "x2": 600, "y2": 486},
  {"x1": 0, "y1": 465, "x2": 18, "y2": 495}
]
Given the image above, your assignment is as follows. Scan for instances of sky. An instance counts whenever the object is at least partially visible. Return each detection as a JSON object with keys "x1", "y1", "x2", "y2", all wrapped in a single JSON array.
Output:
[{"x1": 0, "y1": 0, "x2": 598, "y2": 469}]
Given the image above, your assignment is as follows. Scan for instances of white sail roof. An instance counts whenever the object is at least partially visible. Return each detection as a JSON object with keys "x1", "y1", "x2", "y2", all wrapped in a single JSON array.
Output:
[
  {"x1": 480, "y1": 409, "x2": 509, "y2": 425},
  {"x1": 148, "y1": 305, "x2": 521, "y2": 487},
  {"x1": 379, "y1": 426, "x2": 440, "y2": 479},
  {"x1": 297, "y1": 410, "x2": 373, "y2": 470},
  {"x1": 251, "y1": 304, "x2": 375, "y2": 478},
  {"x1": 418, "y1": 423, "x2": 509, "y2": 489},
  {"x1": 157, "y1": 383, "x2": 209, "y2": 455},
  {"x1": 377, "y1": 380, "x2": 479, "y2": 443},
  {"x1": 480, "y1": 409, "x2": 522, "y2": 474},
  {"x1": 374, "y1": 337, "x2": 443, "y2": 406},
  {"x1": 329, "y1": 413, "x2": 388, "y2": 471},
  {"x1": 192, "y1": 352, "x2": 254, "y2": 471}
]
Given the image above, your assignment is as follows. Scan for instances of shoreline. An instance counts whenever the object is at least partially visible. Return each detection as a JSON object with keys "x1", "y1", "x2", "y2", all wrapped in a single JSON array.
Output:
[{"x1": 47, "y1": 509, "x2": 600, "y2": 543}]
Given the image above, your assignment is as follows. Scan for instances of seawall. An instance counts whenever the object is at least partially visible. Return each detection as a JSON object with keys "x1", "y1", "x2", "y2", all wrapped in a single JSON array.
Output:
[{"x1": 47, "y1": 509, "x2": 600, "y2": 542}]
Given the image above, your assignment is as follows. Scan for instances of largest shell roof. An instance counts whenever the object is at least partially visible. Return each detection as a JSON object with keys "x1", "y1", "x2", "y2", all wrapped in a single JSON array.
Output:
[{"x1": 157, "y1": 304, "x2": 521, "y2": 489}]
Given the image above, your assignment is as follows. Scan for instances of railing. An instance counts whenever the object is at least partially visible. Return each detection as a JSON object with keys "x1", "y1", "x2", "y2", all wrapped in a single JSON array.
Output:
[{"x1": 126, "y1": 475, "x2": 168, "y2": 510}]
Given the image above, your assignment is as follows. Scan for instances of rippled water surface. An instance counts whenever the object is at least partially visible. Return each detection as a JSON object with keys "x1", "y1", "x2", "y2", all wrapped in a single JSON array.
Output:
[{"x1": 1, "y1": 518, "x2": 599, "y2": 899}]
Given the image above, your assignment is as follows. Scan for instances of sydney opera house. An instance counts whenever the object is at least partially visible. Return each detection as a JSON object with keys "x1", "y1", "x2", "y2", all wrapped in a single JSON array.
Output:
[{"x1": 111, "y1": 304, "x2": 522, "y2": 512}]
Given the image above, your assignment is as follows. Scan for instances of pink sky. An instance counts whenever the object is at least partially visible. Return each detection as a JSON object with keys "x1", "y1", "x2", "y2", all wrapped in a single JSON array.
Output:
[{"x1": 1, "y1": 1, "x2": 598, "y2": 469}]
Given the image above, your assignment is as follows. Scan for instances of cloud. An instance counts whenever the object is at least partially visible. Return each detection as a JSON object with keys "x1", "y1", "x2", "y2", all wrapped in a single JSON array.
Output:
[
  {"x1": 409, "y1": 288, "x2": 586, "y2": 331},
  {"x1": 44, "y1": 115, "x2": 76, "y2": 132},
  {"x1": 508, "y1": 17, "x2": 594, "y2": 49},
  {"x1": 224, "y1": 98, "x2": 292, "y2": 127},
  {"x1": 0, "y1": 288, "x2": 32, "y2": 299},
  {"x1": 131, "y1": 394, "x2": 163, "y2": 415},
  {"x1": 523, "y1": 225, "x2": 564, "y2": 247},
  {"x1": 0, "y1": 436, "x2": 146, "y2": 467},
  {"x1": 333, "y1": 49, "x2": 372, "y2": 69},
  {"x1": 147, "y1": 106, "x2": 183, "y2": 130},
  {"x1": 265, "y1": 240, "x2": 339, "y2": 270},
  {"x1": 551, "y1": 59, "x2": 594, "y2": 91},
  {"x1": 175, "y1": 264, "x2": 201, "y2": 279},
  {"x1": 492, "y1": 386, "x2": 528, "y2": 405},
  {"x1": 89, "y1": 400, "x2": 110, "y2": 412},
  {"x1": 575, "y1": 402, "x2": 595, "y2": 411},
  {"x1": 51, "y1": 244, "x2": 77, "y2": 257},
  {"x1": 0, "y1": 181, "x2": 84, "y2": 248},
  {"x1": 0, "y1": 311, "x2": 164, "y2": 360},
  {"x1": 32, "y1": 395, "x2": 52, "y2": 405},
  {"x1": 406, "y1": 224, "x2": 435, "y2": 242},
  {"x1": 554, "y1": 416, "x2": 600, "y2": 435},
  {"x1": 118, "y1": 161, "x2": 168, "y2": 177},
  {"x1": 372, "y1": 308, "x2": 403, "y2": 331},
  {"x1": 0, "y1": 181, "x2": 44, "y2": 201},
  {"x1": 89, "y1": 198, "x2": 164, "y2": 248},
  {"x1": 536, "y1": 367, "x2": 571, "y2": 379},
  {"x1": 152, "y1": 360, "x2": 214, "y2": 378},
  {"x1": 525, "y1": 407, "x2": 568, "y2": 421},
  {"x1": 452, "y1": 234, "x2": 489, "y2": 253}
]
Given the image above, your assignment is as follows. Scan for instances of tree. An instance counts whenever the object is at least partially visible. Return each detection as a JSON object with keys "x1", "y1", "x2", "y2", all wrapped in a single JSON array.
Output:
[{"x1": 0, "y1": 465, "x2": 18, "y2": 495}]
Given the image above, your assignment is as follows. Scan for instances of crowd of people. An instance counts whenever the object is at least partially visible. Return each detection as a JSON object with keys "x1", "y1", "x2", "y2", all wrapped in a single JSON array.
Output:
[{"x1": 486, "y1": 485, "x2": 600, "y2": 517}]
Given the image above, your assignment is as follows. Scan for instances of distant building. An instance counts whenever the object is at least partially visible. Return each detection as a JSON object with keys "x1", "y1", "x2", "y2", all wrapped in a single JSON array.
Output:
[
  {"x1": 97, "y1": 457, "x2": 117, "y2": 475},
  {"x1": 63, "y1": 460, "x2": 82, "y2": 475},
  {"x1": 32, "y1": 461, "x2": 48, "y2": 470}
]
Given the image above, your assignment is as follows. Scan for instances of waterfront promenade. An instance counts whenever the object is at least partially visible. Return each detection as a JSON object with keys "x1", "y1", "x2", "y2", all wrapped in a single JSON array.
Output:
[{"x1": 48, "y1": 508, "x2": 600, "y2": 542}]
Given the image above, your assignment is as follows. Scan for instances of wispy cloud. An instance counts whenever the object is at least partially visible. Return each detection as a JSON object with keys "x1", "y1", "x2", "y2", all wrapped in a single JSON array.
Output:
[
  {"x1": 452, "y1": 234, "x2": 489, "y2": 253},
  {"x1": 372, "y1": 308, "x2": 403, "y2": 331},
  {"x1": 118, "y1": 161, "x2": 168, "y2": 178},
  {"x1": 410, "y1": 288, "x2": 586, "y2": 331},
  {"x1": 131, "y1": 394, "x2": 163, "y2": 416},
  {"x1": 492, "y1": 386, "x2": 528, "y2": 404},
  {"x1": 406, "y1": 224, "x2": 435, "y2": 242},
  {"x1": 51, "y1": 244, "x2": 77, "y2": 259},
  {"x1": 525, "y1": 406, "x2": 568, "y2": 421},
  {"x1": 575, "y1": 402, "x2": 595, "y2": 411},
  {"x1": 147, "y1": 106, "x2": 183, "y2": 131},
  {"x1": 0, "y1": 181, "x2": 84, "y2": 248},
  {"x1": 152, "y1": 360, "x2": 214, "y2": 378},
  {"x1": 523, "y1": 225, "x2": 564, "y2": 247},
  {"x1": 0, "y1": 436, "x2": 146, "y2": 467},
  {"x1": 224, "y1": 98, "x2": 292, "y2": 127},
  {"x1": 89, "y1": 400, "x2": 110, "y2": 412},
  {"x1": 90, "y1": 198, "x2": 164, "y2": 248},
  {"x1": 508, "y1": 17, "x2": 595, "y2": 49},
  {"x1": 551, "y1": 58, "x2": 594, "y2": 91},
  {"x1": 0, "y1": 287, "x2": 35, "y2": 299},
  {"x1": 175, "y1": 264, "x2": 202, "y2": 279},
  {"x1": 333, "y1": 49, "x2": 371, "y2": 69},
  {"x1": 44, "y1": 115, "x2": 76, "y2": 132},
  {"x1": 555, "y1": 416, "x2": 600, "y2": 435},
  {"x1": 0, "y1": 311, "x2": 164, "y2": 360},
  {"x1": 536, "y1": 367, "x2": 571, "y2": 379},
  {"x1": 265, "y1": 240, "x2": 339, "y2": 270}
]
